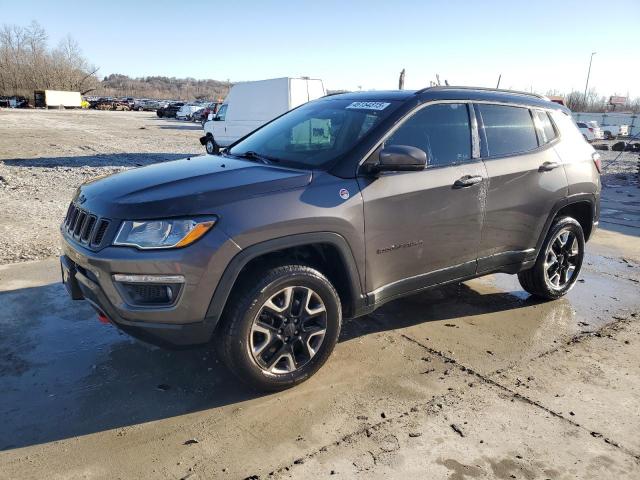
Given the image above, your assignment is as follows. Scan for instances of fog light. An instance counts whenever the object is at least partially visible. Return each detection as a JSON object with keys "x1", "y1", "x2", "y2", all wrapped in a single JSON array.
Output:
[{"x1": 113, "y1": 274, "x2": 184, "y2": 306}]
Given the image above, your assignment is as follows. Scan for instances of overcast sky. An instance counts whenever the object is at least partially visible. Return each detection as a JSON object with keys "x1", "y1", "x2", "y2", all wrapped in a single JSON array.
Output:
[{"x1": 2, "y1": 0, "x2": 638, "y2": 97}]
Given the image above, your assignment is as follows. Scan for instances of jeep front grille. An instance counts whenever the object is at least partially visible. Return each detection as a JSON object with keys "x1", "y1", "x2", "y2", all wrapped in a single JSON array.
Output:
[{"x1": 63, "y1": 202, "x2": 111, "y2": 247}]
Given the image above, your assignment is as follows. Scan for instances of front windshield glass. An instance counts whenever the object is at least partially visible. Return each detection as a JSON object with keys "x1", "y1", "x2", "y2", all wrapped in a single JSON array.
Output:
[{"x1": 228, "y1": 99, "x2": 400, "y2": 169}]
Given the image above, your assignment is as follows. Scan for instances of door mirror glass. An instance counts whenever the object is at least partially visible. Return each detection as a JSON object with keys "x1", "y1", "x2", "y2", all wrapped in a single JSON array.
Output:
[{"x1": 374, "y1": 145, "x2": 427, "y2": 172}]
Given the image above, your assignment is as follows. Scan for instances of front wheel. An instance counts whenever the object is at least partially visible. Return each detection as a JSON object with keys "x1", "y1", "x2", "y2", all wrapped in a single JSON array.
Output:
[
  {"x1": 217, "y1": 265, "x2": 342, "y2": 391},
  {"x1": 205, "y1": 137, "x2": 219, "y2": 155},
  {"x1": 518, "y1": 217, "x2": 585, "y2": 300}
]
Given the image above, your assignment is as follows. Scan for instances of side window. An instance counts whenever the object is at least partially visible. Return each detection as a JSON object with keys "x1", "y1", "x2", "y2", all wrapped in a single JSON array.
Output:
[
  {"x1": 478, "y1": 104, "x2": 539, "y2": 156},
  {"x1": 533, "y1": 110, "x2": 557, "y2": 144},
  {"x1": 216, "y1": 104, "x2": 228, "y2": 121},
  {"x1": 385, "y1": 103, "x2": 472, "y2": 167}
]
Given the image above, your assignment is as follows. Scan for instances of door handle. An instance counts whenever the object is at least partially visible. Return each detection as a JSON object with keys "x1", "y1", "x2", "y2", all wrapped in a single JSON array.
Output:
[
  {"x1": 453, "y1": 175, "x2": 483, "y2": 188},
  {"x1": 539, "y1": 161, "x2": 560, "y2": 172}
]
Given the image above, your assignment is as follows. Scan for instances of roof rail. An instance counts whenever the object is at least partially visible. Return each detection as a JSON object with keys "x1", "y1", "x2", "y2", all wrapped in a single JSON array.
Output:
[{"x1": 415, "y1": 85, "x2": 549, "y2": 100}]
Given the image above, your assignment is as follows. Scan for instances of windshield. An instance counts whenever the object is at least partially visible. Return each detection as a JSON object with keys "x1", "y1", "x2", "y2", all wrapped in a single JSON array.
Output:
[{"x1": 228, "y1": 99, "x2": 401, "y2": 169}]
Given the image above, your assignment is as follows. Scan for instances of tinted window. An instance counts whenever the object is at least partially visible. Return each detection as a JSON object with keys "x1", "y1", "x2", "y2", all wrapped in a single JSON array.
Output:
[
  {"x1": 479, "y1": 104, "x2": 538, "y2": 156},
  {"x1": 385, "y1": 103, "x2": 471, "y2": 167},
  {"x1": 576, "y1": 122, "x2": 587, "y2": 128},
  {"x1": 534, "y1": 110, "x2": 557, "y2": 144}
]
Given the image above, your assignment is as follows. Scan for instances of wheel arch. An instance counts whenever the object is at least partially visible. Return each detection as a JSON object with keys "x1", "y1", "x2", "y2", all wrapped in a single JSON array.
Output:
[
  {"x1": 205, "y1": 233, "x2": 366, "y2": 334},
  {"x1": 534, "y1": 195, "x2": 597, "y2": 256}
]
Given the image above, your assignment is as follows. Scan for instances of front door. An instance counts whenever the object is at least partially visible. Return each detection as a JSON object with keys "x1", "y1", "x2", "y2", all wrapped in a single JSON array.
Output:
[{"x1": 358, "y1": 102, "x2": 487, "y2": 304}]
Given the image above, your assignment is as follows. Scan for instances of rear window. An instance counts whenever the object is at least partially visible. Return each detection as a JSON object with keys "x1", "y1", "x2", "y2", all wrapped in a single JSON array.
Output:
[
  {"x1": 534, "y1": 110, "x2": 557, "y2": 144},
  {"x1": 479, "y1": 104, "x2": 539, "y2": 157}
]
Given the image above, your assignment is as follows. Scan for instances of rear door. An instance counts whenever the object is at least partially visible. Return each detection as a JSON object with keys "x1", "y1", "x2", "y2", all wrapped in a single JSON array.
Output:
[
  {"x1": 475, "y1": 103, "x2": 568, "y2": 272},
  {"x1": 358, "y1": 102, "x2": 487, "y2": 303}
]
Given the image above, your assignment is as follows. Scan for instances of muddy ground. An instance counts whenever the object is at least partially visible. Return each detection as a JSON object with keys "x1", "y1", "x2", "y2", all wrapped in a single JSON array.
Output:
[{"x1": 0, "y1": 109, "x2": 639, "y2": 479}]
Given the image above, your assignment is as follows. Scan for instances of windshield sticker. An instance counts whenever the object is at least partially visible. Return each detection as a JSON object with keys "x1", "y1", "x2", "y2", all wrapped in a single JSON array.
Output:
[{"x1": 346, "y1": 101, "x2": 390, "y2": 111}]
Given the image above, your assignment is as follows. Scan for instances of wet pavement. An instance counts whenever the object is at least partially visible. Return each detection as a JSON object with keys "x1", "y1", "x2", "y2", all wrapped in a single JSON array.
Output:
[{"x1": 0, "y1": 186, "x2": 639, "y2": 479}]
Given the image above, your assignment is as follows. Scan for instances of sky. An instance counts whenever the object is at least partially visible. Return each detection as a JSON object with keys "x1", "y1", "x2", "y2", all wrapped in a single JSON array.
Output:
[{"x1": 1, "y1": 0, "x2": 638, "y2": 97}]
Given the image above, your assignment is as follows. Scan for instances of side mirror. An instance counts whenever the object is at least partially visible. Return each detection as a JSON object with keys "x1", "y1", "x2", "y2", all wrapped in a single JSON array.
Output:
[{"x1": 371, "y1": 145, "x2": 427, "y2": 173}]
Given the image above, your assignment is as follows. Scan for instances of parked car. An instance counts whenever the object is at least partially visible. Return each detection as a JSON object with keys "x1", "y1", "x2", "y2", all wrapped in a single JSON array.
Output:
[
  {"x1": 176, "y1": 104, "x2": 204, "y2": 120},
  {"x1": 599, "y1": 123, "x2": 630, "y2": 139},
  {"x1": 576, "y1": 122, "x2": 597, "y2": 142},
  {"x1": 200, "y1": 77, "x2": 326, "y2": 154},
  {"x1": 121, "y1": 97, "x2": 135, "y2": 109},
  {"x1": 194, "y1": 102, "x2": 220, "y2": 124},
  {"x1": 60, "y1": 87, "x2": 600, "y2": 391},
  {"x1": 157, "y1": 102, "x2": 184, "y2": 118},
  {"x1": 586, "y1": 121, "x2": 604, "y2": 140},
  {"x1": 0, "y1": 95, "x2": 29, "y2": 108},
  {"x1": 133, "y1": 99, "x2": 150, "y2": 111}
]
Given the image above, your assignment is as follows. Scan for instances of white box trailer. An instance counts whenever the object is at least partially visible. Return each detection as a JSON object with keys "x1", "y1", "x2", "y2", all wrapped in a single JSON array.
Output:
[
  {"x1": 34, "y1": 90, "x2": 82, "y2": 109},
  {"x1": 201, "y1": 77, "x2": 326, "y2": 153}
]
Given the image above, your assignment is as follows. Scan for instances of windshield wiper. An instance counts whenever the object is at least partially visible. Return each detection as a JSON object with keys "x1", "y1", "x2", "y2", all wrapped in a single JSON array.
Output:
[{"x1": 231, "y1": 150, "x2": 279, "y2": 164}]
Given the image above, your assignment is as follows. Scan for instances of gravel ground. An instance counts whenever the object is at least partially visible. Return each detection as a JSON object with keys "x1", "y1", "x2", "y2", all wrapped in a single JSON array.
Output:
[
  {"x1": 0, "y1": 108, "x2": 638, "y2": 264},
  {"x1": 0, "y1": 109, "x2": 202, "y2": 264}
]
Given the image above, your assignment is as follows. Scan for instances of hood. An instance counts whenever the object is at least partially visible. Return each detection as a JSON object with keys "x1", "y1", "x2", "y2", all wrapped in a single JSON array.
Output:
[{"x1": 75, "y1": 155, "x2": 312, "y2": 219}]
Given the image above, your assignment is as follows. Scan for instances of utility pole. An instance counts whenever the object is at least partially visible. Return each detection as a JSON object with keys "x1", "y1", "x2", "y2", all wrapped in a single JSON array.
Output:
[
  {"x1": 398, "y1": 69, "x2": 405, "y2": 90},
  {"x1": 583, "y1": 52, "x2": 596, "y2": 109}
]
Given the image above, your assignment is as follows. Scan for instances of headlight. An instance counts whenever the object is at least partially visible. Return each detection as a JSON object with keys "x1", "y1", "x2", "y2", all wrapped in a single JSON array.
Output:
[{"x1": 113, "y1": 217, "x2": 217, "y2": 249}]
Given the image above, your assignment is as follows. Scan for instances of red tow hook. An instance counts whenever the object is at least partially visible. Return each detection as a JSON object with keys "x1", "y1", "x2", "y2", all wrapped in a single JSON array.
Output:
[{"x1": 97, "y1": 312, "x2": 110, "y2": 324}]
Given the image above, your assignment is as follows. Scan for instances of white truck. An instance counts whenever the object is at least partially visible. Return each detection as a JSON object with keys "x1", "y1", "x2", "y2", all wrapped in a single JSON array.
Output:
[
  {"x1": 34, "y1": 90, "x2": 82, "y2": 109},
  {"x1": 200, "y1": 77, "x2": 326, "y2": 154},
  {"x1": 599, "y1": 123, "x2": 630, "y2": 139}
]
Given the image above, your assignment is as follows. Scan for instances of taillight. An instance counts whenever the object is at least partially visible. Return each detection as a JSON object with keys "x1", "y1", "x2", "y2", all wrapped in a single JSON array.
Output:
[
  {"x1": 592, "y1": 152, "x2": 602, "y2": 173},
  {"x1": 588, "y1": 128, "x2": 594, "y2": 133}
]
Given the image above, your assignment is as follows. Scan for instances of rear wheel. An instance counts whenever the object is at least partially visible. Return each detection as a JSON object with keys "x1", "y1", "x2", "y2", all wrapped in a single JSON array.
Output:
[
  {"x1": 518, "y1": 217, "x2": 585, "y2": 300},
  {"x1": 217, "y1": 265, "x2": 342, "y2": 391}
]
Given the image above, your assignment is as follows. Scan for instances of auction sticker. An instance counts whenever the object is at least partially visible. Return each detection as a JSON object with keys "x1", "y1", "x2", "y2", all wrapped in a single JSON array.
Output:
[
  {"x1": 339, "y1": 188, "x2": 350, "y2": 200},
  {"x1": 346, "y1": 101, "x2": 390, "y2": 111}
]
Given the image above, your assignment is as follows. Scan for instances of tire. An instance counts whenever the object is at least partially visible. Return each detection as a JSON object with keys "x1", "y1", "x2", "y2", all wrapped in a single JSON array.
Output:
[
  {"x1": 217, "y1": 264, "x2": 342, "y2": 391},
  {"x1": 205, "y1": 137, "x2": 219, "y2": 155},
  {"x1": 156, "y1": 110, "x2": 163, "y2": 118},
  {"x1": 518, "y1": 217, "x2": 585, "y2": 300}
]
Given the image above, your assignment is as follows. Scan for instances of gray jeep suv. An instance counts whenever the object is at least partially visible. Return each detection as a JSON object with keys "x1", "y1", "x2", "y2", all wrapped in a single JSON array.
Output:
[{"x1": 60, "y1": 87, "x2": 601, "y2": 390}]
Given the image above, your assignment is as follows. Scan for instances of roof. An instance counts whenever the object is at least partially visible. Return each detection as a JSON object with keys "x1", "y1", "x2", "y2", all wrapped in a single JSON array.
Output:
[{"x1": 324, "y1": 86, "x2": 566, "y2": 111}]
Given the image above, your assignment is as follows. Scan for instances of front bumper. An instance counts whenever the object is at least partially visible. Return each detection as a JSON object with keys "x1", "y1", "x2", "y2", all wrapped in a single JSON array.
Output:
[{"x1": 60, "y1": 226, "x2": 241, "y2": 347}]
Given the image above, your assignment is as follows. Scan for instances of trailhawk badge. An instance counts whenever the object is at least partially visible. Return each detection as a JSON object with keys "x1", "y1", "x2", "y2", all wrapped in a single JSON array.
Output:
[{"x1": 339, "y1": 188, "x2": 350, "y2": 200}]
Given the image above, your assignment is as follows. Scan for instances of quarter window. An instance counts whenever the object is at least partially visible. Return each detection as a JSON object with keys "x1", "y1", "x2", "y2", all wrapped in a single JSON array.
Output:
[
  {"x1": 385, "y1": 103, "x2": 472, "y2": 167},
  {"x1": 534, "y1": 110, "x2": 557, "y2": 144},
  {"x1": 478, "y1": 104, "x2": 539, "y2": 156}
]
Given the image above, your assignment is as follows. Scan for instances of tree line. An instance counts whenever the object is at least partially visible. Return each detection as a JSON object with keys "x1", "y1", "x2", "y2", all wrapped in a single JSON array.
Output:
[
  {"x1": 96, "y1": 74, "x2": 230, "y2": 101},
  {"x1": 0, "y1": 21, "x2": 230, "y2": 102},
  {"x1": 0, "y1": 21, "x2": 99, "y2": 98},
  {"x1": 558, "y1": 89, "x2": 640, "y2": 114}
]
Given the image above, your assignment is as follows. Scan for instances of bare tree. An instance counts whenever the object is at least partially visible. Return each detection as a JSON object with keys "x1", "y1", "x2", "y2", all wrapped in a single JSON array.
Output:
[{"x1": 0, "y1": 22, "x2": 99, "y2": 99}]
